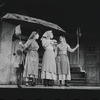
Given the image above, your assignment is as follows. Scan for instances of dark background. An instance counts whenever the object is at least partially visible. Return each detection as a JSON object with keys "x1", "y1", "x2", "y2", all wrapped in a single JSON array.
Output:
[
  {"x1": 0, "y1": 0, "x2": 100, "y2": 35},
  {"x1": 0, "y1": 1, "x2": 100, "y2": 100}
]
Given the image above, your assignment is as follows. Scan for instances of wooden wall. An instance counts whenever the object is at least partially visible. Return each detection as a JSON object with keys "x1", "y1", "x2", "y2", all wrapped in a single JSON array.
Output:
[
  {"x1": 84, "y1": 40, "x2": 100, "y2": 85},
  {"x1": 68, "y1": 36, "x2": 100, "y2": 85}
]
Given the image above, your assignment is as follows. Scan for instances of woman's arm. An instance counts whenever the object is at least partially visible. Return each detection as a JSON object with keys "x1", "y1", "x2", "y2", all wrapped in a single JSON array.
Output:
[
  {"x1": 50, "y1": 39, "x2": 57, "y2": 45},
  {"x1": 19, "y1": 39, "x2": 31, "y2": 49},
  {"x1": 67, "y1": 44, "x2": 79, "y2": 52}
]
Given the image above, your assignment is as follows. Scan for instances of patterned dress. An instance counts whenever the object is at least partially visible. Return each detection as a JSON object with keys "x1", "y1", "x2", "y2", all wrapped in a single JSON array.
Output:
[
  {"x1": 23, "y1": 39, "x2": 39, "y2": 78},
  {"x1": 56, "y1": 43, "x2": 73, "y2": 81},
  {"x1": 41, "y1": 38, "x2": 57, "y2": 80}
]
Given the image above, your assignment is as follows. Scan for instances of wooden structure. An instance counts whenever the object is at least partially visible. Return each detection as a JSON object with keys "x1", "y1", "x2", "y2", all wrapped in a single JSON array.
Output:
[{"x1": 68, "y1": 32, "x2": 100, "y2": 86}]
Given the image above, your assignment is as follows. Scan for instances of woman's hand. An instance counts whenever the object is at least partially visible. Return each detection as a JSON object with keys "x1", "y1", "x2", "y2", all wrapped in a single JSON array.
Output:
[
  {"x1": 52, "y1": 39, "x2": 57, "y2": 43},
  {"x1": 19, "y1": 41, "x2": 23, "y2": 45},
  {"x1": 76, "y1": 44, "x2": 79, "y2": 48},
  {"x1": 51, "y1": 39, "x2": 57, "y2": 45},
  {"x1": 19, "y1": 41, "x2": 24, "y2": 48}
]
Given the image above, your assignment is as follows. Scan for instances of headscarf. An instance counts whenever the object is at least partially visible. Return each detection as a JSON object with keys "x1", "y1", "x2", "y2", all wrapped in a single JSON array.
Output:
[{"x1": 41, "y1": 30, "x2": 53, "y2": 40}]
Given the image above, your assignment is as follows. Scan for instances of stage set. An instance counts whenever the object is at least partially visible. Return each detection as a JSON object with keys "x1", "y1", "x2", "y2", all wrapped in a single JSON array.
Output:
[
  {"x1": 0, "y1": 13, "x2": 100, "y2": 100},
  {"x1": 0, "y1": 13, "x2": 100, "y2": 93}
]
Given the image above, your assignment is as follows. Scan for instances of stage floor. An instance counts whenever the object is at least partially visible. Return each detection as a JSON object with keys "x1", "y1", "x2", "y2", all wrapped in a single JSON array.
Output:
[
  {"x1": 0, "y1": 85, "x2": 100, "y2": 90},
  {"x1": 0, "y1": 85, "x2": 100, "y2": 100}
]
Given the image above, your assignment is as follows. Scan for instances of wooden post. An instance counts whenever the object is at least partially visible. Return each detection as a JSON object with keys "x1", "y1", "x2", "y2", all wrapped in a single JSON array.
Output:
[{"x1": 77, "y1": 28, "x2": 80, "y2": 65}]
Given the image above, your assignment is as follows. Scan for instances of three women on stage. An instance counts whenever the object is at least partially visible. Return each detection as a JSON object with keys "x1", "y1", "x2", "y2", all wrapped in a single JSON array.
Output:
[{"x1": 19, "y1": 30, "x2": 79, "y2": 87}]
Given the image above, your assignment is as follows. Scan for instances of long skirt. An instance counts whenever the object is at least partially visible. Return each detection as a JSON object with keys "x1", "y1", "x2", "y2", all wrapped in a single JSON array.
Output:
[
  {"x1": 56, "y1": 54, "x2": 71, "y2": 81},
  {"x1": 41, "y1": 49, "x2": 57, "y2": 80},
  {"x1": 23, "y1": 51, "x2": 39, "y2": 78}
]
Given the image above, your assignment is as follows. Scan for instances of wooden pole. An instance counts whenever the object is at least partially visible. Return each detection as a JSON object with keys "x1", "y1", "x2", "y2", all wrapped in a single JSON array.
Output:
[{"x1": 77, "y1": 28, "x2": 80, "y2": 65}]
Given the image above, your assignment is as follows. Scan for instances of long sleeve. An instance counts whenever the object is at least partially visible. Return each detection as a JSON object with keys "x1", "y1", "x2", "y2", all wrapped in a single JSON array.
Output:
[{"x1": 24, "y1": 39, "x2": 31, "y2": 49}]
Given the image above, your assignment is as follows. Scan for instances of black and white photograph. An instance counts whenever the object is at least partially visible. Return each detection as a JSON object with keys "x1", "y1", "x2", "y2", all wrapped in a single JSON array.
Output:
[{"x1": 0, "y1": 0, "x2": 100, "y2": 100}]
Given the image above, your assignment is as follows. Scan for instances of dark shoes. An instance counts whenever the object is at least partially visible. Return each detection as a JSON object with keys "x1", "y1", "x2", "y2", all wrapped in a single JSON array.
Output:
[
  {"x1": 44, "y1": 79, "x2": 54, "y2": 86},
  {"x1": 59, "y1": 81, "x2": 62, "y2": 87},
  {"x1": 17, "y1": 80, "x2": 22, "y2": 88},
  {"x1": 44, "y1": 79, "x2": 48, "y2": 86},
  {"x1": 65, "y1": 83, "x2": 69, "y2": 87},
  {"x1": 59, "y1": 84, "x2": 62, "y2": 87},
  {"x1": 25, "y1": 82, "x2": 29, "y2": 86},
  {"x1": 65, "y1": 80, "x2": 69, "y2": 87},
  {"x1": 31, "y1": 82, "x2": 36, "y2": 86},
  {"x1": 17, "y1": 84, "x2": 22, "y2": 88},
  {"x1": 59, "y1": 80, "x2": 69, "y2": 87},
  {"x1": 48, "y1": 80, "x2": 54, "y2": 86}
]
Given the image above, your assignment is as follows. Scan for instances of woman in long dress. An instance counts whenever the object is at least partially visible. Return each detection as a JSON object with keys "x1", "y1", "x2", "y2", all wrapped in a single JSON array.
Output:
[
  {"x1": 19, "y1": 31, "x2": 39, "y2": 86},
  {"x1": 41, "y1": 30, "x2": 57, "y2": 86},
  {"x1": 56, "y1": 36, "x2": 79, "y2": 86}
]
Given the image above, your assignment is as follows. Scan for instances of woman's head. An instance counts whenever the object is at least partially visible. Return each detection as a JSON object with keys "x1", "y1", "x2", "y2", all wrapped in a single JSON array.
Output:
[
  {"x1": 59, "y1": 36, "x2": 66, "y2": 43},
  {"x1": 29, "y1": 31, "x2": 39, "y2": 40},
  {"x1": 42, "y1": 30, "x2": 53, "y2": 39},
  {"x1": 34, "y1": 33, "x2": 39, "y2": 39}
]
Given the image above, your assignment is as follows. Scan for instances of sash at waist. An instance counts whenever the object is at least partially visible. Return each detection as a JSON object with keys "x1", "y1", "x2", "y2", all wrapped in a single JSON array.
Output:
[
  {"x1": 27, "y1": 49, "x2": 38, "y2": 52},
  {"x1": 59, "y1": 51, "x2": 67, "y2": 55}
]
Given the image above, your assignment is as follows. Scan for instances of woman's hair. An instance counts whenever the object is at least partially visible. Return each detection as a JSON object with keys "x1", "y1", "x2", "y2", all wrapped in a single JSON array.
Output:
[{"x1": 60, "y1": 36, "x2": 67, "y2": 43}]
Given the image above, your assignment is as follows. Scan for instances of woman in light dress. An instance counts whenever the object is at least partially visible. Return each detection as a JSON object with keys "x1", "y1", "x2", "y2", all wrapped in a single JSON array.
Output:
[
  {"x1": 56, "y1": 36, "x2": 79, "y2": 86},
  {"x1": 41, "y1": 30, "x2": 57, "y2": 86},
  {"x1": 19, "y1": 31, "x2": 39, "y2": 86}
]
